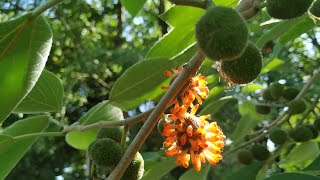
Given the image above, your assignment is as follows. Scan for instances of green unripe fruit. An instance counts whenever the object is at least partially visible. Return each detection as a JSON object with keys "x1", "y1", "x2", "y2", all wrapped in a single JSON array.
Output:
[
  {"x1": 237, "y1": 150, "x2": 254, "y2": 165},
  {"x1": 288, "y1": 99, "x2": 306, "y2": 115},
  {"x1": 306, "y1": 125, "x2": 319, "y2": 139},
  {"x1": 263, "y1": 89, "x2": 275, "y2": 102},
  {"x1": 219, "y1": 42, "x2": 262, "y2": 85},
  {"x1": 289, "y1": 126, "x2": 313, "y2": 142},
  {"x1": 196, "y1": 6, "x2": 249, "y2": 61},
  {"x1": 122, "y1": 152, "x2": 144, "y2": 180},
  {"x1": 269, "y1": 128, "x2": 288, "y2": 145},
  {"x1": 88, "y1": 138, "x2": 123, "y2": 167},
  {"x1": 270, "y1": 82, "x2": 284, "y2": 99},
  {"x1": 283, "y1": 87, "x2": 300, "y2": 101},
  {"x1": 251, "y1": 144, "x2": 270, "y2": 161},
  {"x1": 97, "y1": 127, "x2": 123, "y2": 143},
  {"x1": 314, "y1": 119, "x2": 320, "y2": 131},
  {"x1": 255, "y1": 105, "x2": 271, "y2": 115},
  {"x1": 266, "y1": 0, "x2": 313, "y2": 19},
  {"x1": 309, "y1": 0, "x2": 320, "y2": 19}
]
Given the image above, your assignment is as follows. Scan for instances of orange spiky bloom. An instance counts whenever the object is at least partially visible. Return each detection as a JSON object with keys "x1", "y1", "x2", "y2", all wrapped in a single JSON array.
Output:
[{"x1": 163, "y1": 104, "x2": 225, "y2": 171}]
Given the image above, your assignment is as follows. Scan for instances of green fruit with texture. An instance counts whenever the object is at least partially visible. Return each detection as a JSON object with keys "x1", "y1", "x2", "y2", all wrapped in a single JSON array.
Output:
[
  {"x1": 263, "y1": 89, "x2": 275, "y2": 102},
  {"x1": 237, "y1": 150, "x2": 253, "y2": 165},
  {"x1": 219, "y1": 42, "x2": 262, "y2": 85},
  {"x1": 97, "y1": 127, "x2": 123, "y2": 143},
  {"x1": 289, "y1": 126, "x2": 313, "y2": 142},
  {"x1": 314, "y1": 119, "x2": 320, "y2": 131},
  {"x1": 306, "y1": 125, "x2": 319, "y2": 139},
  {"x1": 196, "y1": 6, "x2": 249, "y2": 61},
  {"x1": 283, "y1": 87, "x2": 299, "y2": 101},
  {"x1": 269, "y1": 128, "x2": 288, "y2": 145},
  {"x1": 309, "y1": 0, "x2": 320, "y2": 19},
  {"x1": 122, "y1": 152, "x2": 144, "y2": 180},
  {"x1": 288, "y1": 99, "x2": 306, "y2": 115},
  {"x1": 270, "y1": 82, "x2": 284, "y2": 99},
  {"x1": 255, "y1": 105, "x2": 271, "y2": 115},
  {"x1": 266, "y1": 0, "x2": 313, "y2": 19},
  {"x1": 251, "y1": 144, "x2": 270, "y2": 161},
  {"x1": 89, "y1": 138, "x2": 123, "y2": 167}
]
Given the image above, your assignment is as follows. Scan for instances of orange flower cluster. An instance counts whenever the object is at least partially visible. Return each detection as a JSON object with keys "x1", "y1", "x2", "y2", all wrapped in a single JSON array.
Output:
[{"x1": 161, "y1": 67, "x2": 225, "y2": 171}]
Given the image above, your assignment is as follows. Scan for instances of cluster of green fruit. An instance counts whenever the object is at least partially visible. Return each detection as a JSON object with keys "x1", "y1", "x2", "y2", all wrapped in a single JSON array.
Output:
[
  {"x1": 88, "y1": 127, "x2": 144, "y2": 180},
  {"x1": 256, "y1": 82, "x2": 306, "y2": 115},
  {"x1": 238, "y1": 119, "x2": 320, "y2": 165}
]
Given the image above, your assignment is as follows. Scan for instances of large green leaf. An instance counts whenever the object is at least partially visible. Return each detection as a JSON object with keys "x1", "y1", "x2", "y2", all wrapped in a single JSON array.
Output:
[
  {"x1": 280, "y1": 141, "x2": 320, "y2": 169},
  {"x1": 304, "y1": 155, "x2": 320, "y2": 172},
  {"x1": 146, "y1": 6, "x2": 204, "y2": 59},
  {"x1": 200, "y1": 96, "x2": 237, "y2": 115},
  {"x1": 0, "y1": 134, "x2": 14, "y2": 149},
  {"x1": 0, "y1": 13, "x2": 53, "y2": 123},
  {"x1": 14, "y1": 70, "x2": 64, "y2": 113},
  {"x1": 223, "y1": 162, "x2": 262, "y2": 180},
  {"x1": 65, "y1": 101, "x2": 123, "y2": 150},
  {"x1": 261, "y1": 58, "x2": 285, "y2": 74},
  {"x1": 0, "y1": 116, "x2": 49, "y2": 179},
  {"x1": 120, "y1": 0, "x2": 147, "y2": 17},
  {"x1": 264, "y1": 173, "x2": 320, "y2": 180},
  {"x1": 241, "y1": 84, "x2": 263, "y2": 93},
  {"x1": 214, "y1": 0, "x2": 239, "y2": 7},
  {"x1": 142, "y1": 157, "x2": 177, "y2": 180},
  {"x1": 232, "y1": 101, "x2": 263, "y2": 145},
  {"x1": 179, "y1": 164, "x2": 210, "y2": 180}
]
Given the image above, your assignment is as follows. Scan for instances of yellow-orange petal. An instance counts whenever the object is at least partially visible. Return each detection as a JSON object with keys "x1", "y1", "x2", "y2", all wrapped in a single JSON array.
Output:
[
  {"x1": 164, "y1": 70, "x2": 174, "y2": 77},
  {"x1": 190, "y1": 149, "x2": 201, "y2": 171},
  {"x1": 187, "y1": 125, "x2": 193, "y2": 137},
  {"x1": 180, "y1": 133, "x2": 187, "y2": 146}
]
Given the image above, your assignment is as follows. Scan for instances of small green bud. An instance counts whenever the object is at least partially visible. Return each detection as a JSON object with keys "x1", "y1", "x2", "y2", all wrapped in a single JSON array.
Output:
[
  {"x1": 270, "y1": 82, "x2": 284, "y2": 99},
  {"x1": 283, "y1": 87, "x2": 300, "y2": 101},
  {"x1": 251, "y1": 144, "x2": 270, "y2": 161},
  {"x1": 255, "y1": 105, "x2": 271, "y2": 115},
  {"x1": 97, "y1": 127, "x2": 123, "y2": 143},
  {"x1": 122, "y1": 152, "x2": 144, "y2": 180},
  {"x1": 288, "y1": 99, "x2": 306, "y2": 115},
  {"x1": 237, "y1": 150, "x2": 254, "y2": 165},
  {"x1": 269, "y1": 128, "x2": 288, "y2": 145},
  {"x1": 289, "y1": 126, "x2": 313, "y2": 142},
  {"x1": 266, "y1": 0, "x2": 313, "y2": 19}
]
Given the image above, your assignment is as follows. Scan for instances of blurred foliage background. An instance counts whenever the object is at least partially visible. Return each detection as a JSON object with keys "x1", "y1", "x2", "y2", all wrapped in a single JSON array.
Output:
[{"x1": 0, "y1": 0, "x2": 319, "y2": 179}]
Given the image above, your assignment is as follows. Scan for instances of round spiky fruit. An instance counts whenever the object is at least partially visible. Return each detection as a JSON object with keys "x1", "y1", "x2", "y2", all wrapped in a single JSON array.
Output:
[
  {"x1": 97, "y1": 127, "x2": 123, "y2": 143},
  {"x1": 266, "y1": 0, "x2": 313, "y2": 19},
  {"x1": 251, "y1": 144, "x2": 270, "y2": 161},
  {"x1": 269, "y1": 128, "x2": 288, "y2": 145},
  {"x1": 309, "y1": 0, "x2": 320, "y2": 19},
  {"x1": 283, "y1": 87, "x2": 300, "y2": 101},
  {"x1": 122, "y1": 152, "x2": 144, "y2": 180},
  {"x1": 289, "y1": 126, "x2": 313, "y2": 142},
  {"x1": 196, "y1": 6, "x2": 249, "y2": 61},
  {"x1": 288, "y1": 99, "x2": 306, "y2": 115},
  {"x1": 263, "y1": 89, "x2": 275, "y2": 102},
  {"x1": 314, "y1": 119, "x2": 320, "y2": 131},
  {"x1": 237, "y1": 150, "x2": 254, "y2": 165},
  {"x1": 88, "y1": 138, "x2": 123, "y2": 167},
  {"x1": 306, "y1": 125, "x2": 319, "y2": 139},
  {"x1": 219, "y1": 42, "x2": 262, "y2": 85},
  {"x1": 270, "y1": 82, "x2": 284, "y2": 99},
  {"x1": 255, "y1": 105, "x2": 271, "y2": 115}
]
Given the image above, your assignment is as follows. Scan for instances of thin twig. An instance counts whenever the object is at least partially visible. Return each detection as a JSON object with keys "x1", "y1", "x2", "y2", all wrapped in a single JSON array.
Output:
[
  {"x1": 251, "y1": 112, "x2": 287, "y2": 136},
  {"x1": 30, "y1": 0, "x2": 64, "y2": 21},
  {"x1": 296, "y1": 95, "x2": 320, "y2": 125}
]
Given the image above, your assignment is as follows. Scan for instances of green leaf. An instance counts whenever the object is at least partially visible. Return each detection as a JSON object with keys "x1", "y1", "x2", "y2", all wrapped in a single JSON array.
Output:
[
  {"x1": 256, "y1": 19, "x2": 299, "y2": 48},
  {"x1": 120, "y1": 0, "x2": 147, "y2": 17},
  {"x1": 241, "y1": 84, "x2": 263, "y2": 93},
  {"x1": 200, "y1": 96, "x2": 237, "y2": 115},
  {"x1": 232, "y1": 101, "x2": 263, "y2": 145},
  {"x1": 142, "y1": 157, "x2": 177, "y2": 180},
  {"x1": 214, "y1": 0, "x2": 239, "y2": 7},
  {"x1": 261, "y1": 58, "x2": 285, "y2": 74},
  {"x1": 14, "y1": 70, "x2": 64, "y2": 113},
  {"x1": 0, "y1": 134, "x2": 14, "y2": 149},
  {"x1": 264, "y1": 173, "x2": 320, "y2": 180},
  {"x1": 279, "y1": 15, "x2": 315, "y2": 45},
  {"x1": 65, "y1": 101, "x2": 123, "y2": 150},
  {"x1": 223, "y1": 162, "x2": 262, "y2": 180},
  {"x1": 280, "y1": 141, "x2": 320, "y2": 169},
  {"x1": 146, "y1": 6, "x2": 204, "y2": 59},
  {"x1": 0, "y1": 116, "x2": 49, "y2": 179},
  {"x1": 304, "y1": 155, "x2": 320, "y2": 171},
  {"x1": 179, "y1": 164, "x2": 210, "y2": 180},
  {"x1": 202, "y1": 86, "x2": 225, "y2": 107},
  {"x1": 0, "y1": 13, "x2": 53, "y2": 123}
]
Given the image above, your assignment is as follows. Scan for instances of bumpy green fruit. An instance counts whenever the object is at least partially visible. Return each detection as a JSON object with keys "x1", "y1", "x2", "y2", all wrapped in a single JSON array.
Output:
[
  {"x1": 314, "y1": 119, "x2": 320, "y2": 131},
  {"x1": 255, "y1": 105, "x2": 271, "y2": 115},
  {"x1": 269, "y1": 128, "x2": 288, "y2": 145},
  {"x1": 270, "y1": 83, "x2": 284, "y2": 99},
  {"x1": 309, "y1": 0, "x2": 320, "y2": 19},
  {"x1": 89, "y1": 138, "x2": 123, "y2": 167},
  {"x1": 196, "y1": 6, "x2": 249, "y2": 61},
  {"x1": 251, "y1": 144, "x2": 270, "y2": 161},
  {"x1": 266, "y1": 0, "x2": 313, "y2": 19},
  {"x1": 288, "y1": 99, "x2": 306, "y2": 115},
  {"x1": 122, "y1": 152, "x2": 144, "y2": 180},
  {"x1": 219, "y1": 42, "x2": 262, "y2": 84},
  {"x1": 237, "y1": 150, "x2": 253, "y2": 165},
  {"x1": 97, "y1": 127, "x2": 123, "y2": 143},
  {"x1": 283, "y1": 87, "x2": 300, "y2": 101},
  {"x1": 289, "y1": 126, "x2": 313, "y2": 142},
  {"x1": 306, "y1": 125, "x2": 319, "y2": 139},
  {"x1": 263, "y1": 89, "x2": 275, "y2": 102}
]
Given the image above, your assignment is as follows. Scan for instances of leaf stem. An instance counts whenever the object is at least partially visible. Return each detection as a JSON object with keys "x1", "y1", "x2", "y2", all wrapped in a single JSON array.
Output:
[
  {"x1": 13, "y1": 132, "x2": 64, "y2": 140},
  {"x1": 30, "y1": 0, "x2": 64, "y2": 20},
  {"x1": 121, "y1": 126, "x2": 129, "y2": 147}
]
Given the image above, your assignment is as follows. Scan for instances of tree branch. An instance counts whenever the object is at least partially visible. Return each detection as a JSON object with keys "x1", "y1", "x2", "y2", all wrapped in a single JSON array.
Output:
[{"x1": 31, "y1": 0, "x2": 64, "y2": 21}]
